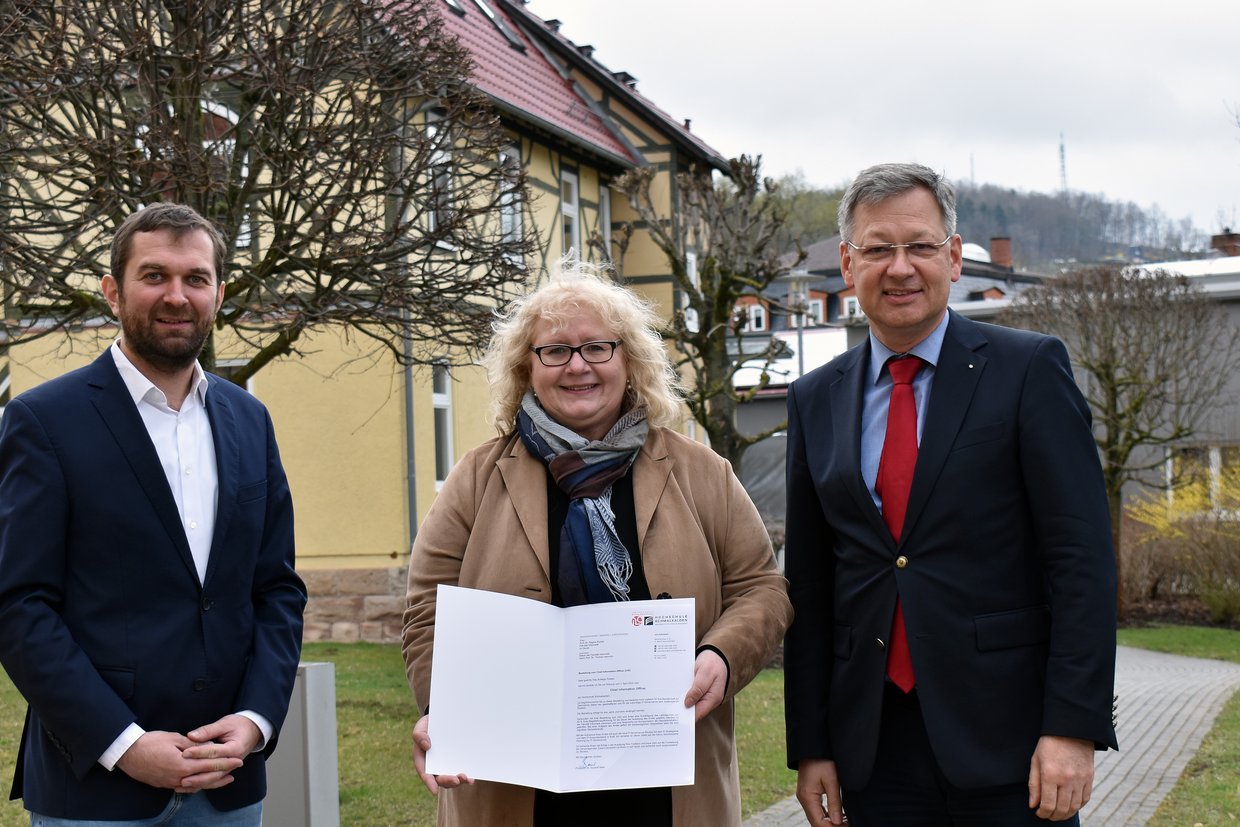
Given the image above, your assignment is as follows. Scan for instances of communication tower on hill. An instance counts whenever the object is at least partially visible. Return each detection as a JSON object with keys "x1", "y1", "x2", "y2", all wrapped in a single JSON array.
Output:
[{"x1": 1059, "y1": 132, "x2": 1068, "y2": 195}]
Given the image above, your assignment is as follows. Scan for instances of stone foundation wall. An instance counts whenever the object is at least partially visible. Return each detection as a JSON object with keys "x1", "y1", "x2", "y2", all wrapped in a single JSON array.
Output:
[{"x1": 300, "y1": 566, "x2": 407, "y2": 644}]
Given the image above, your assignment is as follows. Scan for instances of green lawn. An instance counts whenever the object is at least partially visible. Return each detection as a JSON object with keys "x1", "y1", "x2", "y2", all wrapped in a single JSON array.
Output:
[{"x1": 0, "y1": 629, "x2": 1233, "y2": 825}]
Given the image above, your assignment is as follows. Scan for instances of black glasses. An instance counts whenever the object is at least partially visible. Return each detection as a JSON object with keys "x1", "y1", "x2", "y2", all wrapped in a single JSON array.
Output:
[
  {"x1": 530, "y1": 340, "x2": 622, "y2": 367},
  {"x1": 845, "y1": 234, "x2": 954, "y2": 262}
]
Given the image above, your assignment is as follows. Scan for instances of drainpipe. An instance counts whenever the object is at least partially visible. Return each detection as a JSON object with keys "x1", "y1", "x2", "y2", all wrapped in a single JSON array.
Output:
[{"x1": 403, "y1": 321, "x2": 418, "y2": 546}]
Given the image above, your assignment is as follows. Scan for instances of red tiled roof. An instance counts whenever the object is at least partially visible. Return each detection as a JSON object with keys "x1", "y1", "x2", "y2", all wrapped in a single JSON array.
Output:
[
  {"x1": 437, "y1": 1, "x2": 638, "y2": 167},
  {"x1": 500, "y1": 1, "x2": 726, "y2": 171}
]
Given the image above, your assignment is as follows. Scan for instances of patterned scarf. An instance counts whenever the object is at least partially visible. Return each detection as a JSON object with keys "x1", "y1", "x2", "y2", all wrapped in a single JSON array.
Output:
[{"x1": 517, "y1": 390, "x2": 649, "y2": 605}]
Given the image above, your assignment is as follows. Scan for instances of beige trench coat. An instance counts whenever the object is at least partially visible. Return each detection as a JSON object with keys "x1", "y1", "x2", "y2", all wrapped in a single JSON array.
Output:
[{"x1": 403, "y1": 426, "x2": 792, "y2": 827}]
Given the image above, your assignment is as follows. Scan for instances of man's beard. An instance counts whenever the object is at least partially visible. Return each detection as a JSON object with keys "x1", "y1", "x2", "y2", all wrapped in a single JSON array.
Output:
[{"x1": 119, "y1": 305, "x2": 214, "y2": 373}]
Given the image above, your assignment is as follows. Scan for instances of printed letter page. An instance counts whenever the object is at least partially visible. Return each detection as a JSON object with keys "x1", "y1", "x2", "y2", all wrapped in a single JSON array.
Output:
[{"x1": 425, "y1": 585, "x2": 694, "y2": 792}]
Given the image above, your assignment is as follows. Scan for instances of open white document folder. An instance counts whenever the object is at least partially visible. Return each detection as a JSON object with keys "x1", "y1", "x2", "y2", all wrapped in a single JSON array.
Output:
[{"x1": 426, "y1": 584, "x2": 696, "y2": 792}]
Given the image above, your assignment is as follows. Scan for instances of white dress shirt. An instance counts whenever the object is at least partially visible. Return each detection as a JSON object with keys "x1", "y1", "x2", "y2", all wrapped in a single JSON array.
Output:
[
  {"x1": 99, "y1": 341, "x2": 271, "y2": 770},
  {"x1": 111, "y1": 341, "x2": 218, "y2": 583}
]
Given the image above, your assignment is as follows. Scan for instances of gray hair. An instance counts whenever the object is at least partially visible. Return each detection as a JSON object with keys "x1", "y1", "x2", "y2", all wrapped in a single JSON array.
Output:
[
  {"x1": 838, "y1": 163, "x2": 957, "y2": 244},
  {"x1": 482, "y1": 260, "x2": 685, "y2": 435}
]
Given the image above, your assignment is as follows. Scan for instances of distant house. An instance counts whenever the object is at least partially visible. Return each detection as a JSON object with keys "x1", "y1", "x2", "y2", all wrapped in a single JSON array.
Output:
[{"x1": 1131, "y1": 236, "x2": 1240, "y2": 496}]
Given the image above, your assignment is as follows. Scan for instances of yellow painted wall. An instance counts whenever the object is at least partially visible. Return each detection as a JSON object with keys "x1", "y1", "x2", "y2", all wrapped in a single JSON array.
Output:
[
  {"x1": 241, "y1": 329, "x2": 410, "y2": 569},
  {"x1": 233, "y1": 330, "x2": 496, "y2": 570},
  {"x1": 4, "y1": 325, "x2": 494, "y2": 571},
  {"x1": 7, "y1": 335, "x2": 100, "y2": 396}
]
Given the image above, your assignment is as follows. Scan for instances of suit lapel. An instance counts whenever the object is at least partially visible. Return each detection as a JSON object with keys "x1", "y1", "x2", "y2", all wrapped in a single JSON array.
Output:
[
  {"x1": 86, "y1": 353, "x2": 198, "y2": 581},
  {"x1": 496, "y1": 436, "x2": 552, "y2": 581},
  {"x1": 204, "y1": 378, "x2": 238, "y2": 587},
  {"x1": 831, "y1": 346, "x2": 891, "y2": 543},
  {"x1": 903, "y1": 312, "x2": 988, "y2": 541}
]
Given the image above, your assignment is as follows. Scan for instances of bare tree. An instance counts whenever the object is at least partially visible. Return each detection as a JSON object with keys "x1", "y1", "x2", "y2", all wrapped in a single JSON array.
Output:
[
  {"x1": 0, "y1": 0, "x2": 531, "y2": 382},
  {"x1": 759, "y1": 171, "x2": 842, "y2": 253},
  {"x1": 1000, "y1": 264, "x2": 1240, "y2": 617},
  {"x1": 606, "y1": 155, "x2": 805, "y2": 472}
]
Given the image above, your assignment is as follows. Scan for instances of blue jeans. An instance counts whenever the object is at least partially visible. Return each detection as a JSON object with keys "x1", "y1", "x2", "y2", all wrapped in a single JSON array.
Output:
[{"x1": 31, "y1": 795, "x2": 262, "y2": 827}]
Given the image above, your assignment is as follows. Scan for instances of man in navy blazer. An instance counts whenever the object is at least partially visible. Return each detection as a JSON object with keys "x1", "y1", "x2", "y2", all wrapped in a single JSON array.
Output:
[
  {"x1": 784, "y1": 164, "x2": 1117, "y2": 826},
  {"x1": 0, "y1": 204, "x2": 306, "y2": 824}
]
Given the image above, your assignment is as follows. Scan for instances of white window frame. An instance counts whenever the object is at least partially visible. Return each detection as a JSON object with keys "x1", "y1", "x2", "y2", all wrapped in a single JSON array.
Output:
[
  {"x1": 499, "y1": 144, "x2": 522, "y2": 258},
  {"x1": 201, "y1": 101, "x2": 252, "y2": 248},
  {"x1": 427, "y1": 114, "x2": 453, "y2": 237},
  {"x1": 213, "y1": 360, "x2": 256, "y2": 395},
  {"x1": 746, "y1": 303, "x2": 767, "y2": 332},
  {"x1": 136, "y1": 102, "x2": 252, "y2": 249},
  {"x1": 807, "y1": 298, "x2": 825, "y2": 326},
  {"x1": 0, "y1": 364, "x2": 9, "y2": 422},
  {"x1": 680, "y1": 250, "x2": 701, "y2": 332},
  {"x1": 1165, "y1": 444, "x2": 1240, "y2": 512},
  {"x1": 561, "y1": 170, "x2": 580, "y2": 257},
  {"x1": 432, "y1": 362, "x2": 454, "y2": 490},
  {"x1": 842, "y1": 296, "x2": 864, "y2": 319}
]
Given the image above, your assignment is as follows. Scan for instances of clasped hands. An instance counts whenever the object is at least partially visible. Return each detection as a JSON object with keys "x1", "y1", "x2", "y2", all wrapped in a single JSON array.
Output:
[
  {"x1": 115, "y1": 713, "x2": 261, "y2": 794},
  {"x1": 411, "y1": 650, "x2": 728, "y2": 794}
]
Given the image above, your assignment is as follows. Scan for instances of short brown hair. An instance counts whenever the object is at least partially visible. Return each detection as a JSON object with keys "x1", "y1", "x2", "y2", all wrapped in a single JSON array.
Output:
[{"x1": 110, "y1": 203, "x2": 228, "y2": 289}]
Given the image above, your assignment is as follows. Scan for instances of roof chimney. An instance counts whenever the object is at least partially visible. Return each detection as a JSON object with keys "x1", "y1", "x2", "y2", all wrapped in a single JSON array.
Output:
[
  {"x1": 990, "y1": 236, "x2": 1012, "y2": 269},
  {"x1": 544, "y1": 18, "x2": 561, "y2": 31},
  {"x1": 578, "y1": 44, "x2": 594, "y2": 58},
  {"x1": 683, "y1": 118, "x2": 691, "y2": 131},
  {"x1": 1211, "y1": 228, "x2": 1240, "y2": 256},
  {"x1": 613, "y1": 70, "x2": 638, "y2": 89}
]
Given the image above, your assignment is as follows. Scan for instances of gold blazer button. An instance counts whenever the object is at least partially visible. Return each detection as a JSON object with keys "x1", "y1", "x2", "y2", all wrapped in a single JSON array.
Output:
[{"x1": 895, "y1": 556, "x2": 909, "y2": 568}]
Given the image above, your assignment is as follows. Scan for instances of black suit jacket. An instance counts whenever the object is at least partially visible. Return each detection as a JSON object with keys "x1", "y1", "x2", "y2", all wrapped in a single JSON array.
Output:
[
  {"x1": 0, "y1": 351, "x2": 306, "y2": 818},
  {"x1": 783, "y1": 311, "x2": 1117, "y2": 790}
]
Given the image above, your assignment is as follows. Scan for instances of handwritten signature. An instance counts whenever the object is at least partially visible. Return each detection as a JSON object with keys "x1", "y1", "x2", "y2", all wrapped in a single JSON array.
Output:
[{"x1": 576, "y1": 757, "x2": 603, "y2": 770}]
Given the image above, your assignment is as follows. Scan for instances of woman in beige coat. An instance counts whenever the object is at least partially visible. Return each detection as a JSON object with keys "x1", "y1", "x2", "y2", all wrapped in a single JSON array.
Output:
[{"x1": 402, "y1": 268, "x2": 792, "y2": 827}]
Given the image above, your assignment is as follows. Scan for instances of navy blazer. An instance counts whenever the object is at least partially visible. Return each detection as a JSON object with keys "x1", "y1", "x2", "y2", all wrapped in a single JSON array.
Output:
[
  {"x1": 783, "y1": 311, "x2": 1117, "y2": 791},
  {"x1": 0, "y1": 351, "x2": 306, "y2": 819}
]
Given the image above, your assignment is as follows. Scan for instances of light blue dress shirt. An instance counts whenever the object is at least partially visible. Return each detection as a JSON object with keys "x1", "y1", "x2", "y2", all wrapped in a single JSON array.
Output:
[{"x1": 860, "y1": 313, "x2": 951, "y2": 511}]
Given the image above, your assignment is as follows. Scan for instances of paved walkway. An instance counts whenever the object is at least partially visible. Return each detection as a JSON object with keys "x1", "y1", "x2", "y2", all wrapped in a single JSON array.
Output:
[{"x1": 744, "y1": 645, "x2": 1240, "y2": 826}]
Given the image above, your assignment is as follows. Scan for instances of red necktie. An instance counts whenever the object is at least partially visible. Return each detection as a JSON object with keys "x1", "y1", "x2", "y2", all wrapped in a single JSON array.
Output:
[{"x1": 876, "y1": 356, "x2": 923, "y2": 692}]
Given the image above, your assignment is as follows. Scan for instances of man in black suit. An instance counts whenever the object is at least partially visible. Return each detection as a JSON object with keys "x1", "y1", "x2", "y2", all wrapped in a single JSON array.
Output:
[
  {"x1": 783, "y1": 163, "x2": 1117, "y2": 825},
  {"x1": 0, "y1": 204, "x2": 306, "y2": 824}
]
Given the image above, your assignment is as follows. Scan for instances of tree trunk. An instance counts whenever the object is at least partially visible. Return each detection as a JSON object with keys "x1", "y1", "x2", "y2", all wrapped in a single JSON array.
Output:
[{"x1": 705, "y1": 392, "x2": 747, "y2": 475}]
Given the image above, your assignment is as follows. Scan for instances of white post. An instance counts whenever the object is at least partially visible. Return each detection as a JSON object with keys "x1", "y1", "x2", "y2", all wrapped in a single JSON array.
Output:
[{"x1": 265, "y1": 662, "x2": 341, "y2": 827}]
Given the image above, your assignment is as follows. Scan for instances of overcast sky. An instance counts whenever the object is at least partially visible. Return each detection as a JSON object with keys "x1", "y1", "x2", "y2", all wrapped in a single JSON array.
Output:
[{"x1": 526, "y1": 0, "x2": 1240, "y2": 235}]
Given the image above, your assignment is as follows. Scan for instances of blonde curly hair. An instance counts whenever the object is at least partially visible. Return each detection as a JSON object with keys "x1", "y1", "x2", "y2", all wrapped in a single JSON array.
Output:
[{"x1": 483, "y1": 262, "x2": 685, "y2": 435}]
